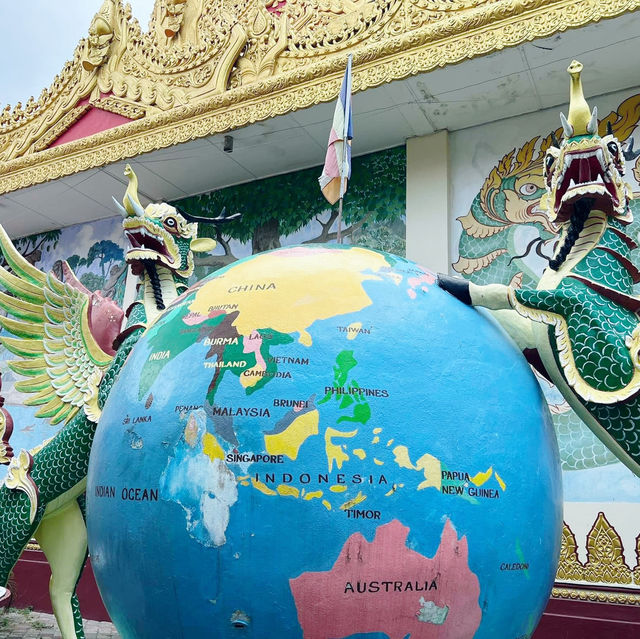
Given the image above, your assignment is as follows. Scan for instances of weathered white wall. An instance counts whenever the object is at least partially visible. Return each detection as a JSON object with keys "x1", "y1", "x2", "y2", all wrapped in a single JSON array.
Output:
[{"x1": 405, "y1": 130, "x2": 449, "y2": 273}]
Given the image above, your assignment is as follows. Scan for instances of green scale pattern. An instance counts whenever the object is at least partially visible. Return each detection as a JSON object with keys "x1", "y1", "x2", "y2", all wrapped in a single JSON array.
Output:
[
  {"x1": 585, "y1": 397, "x2": 640, "y2": 463},
  {"x1": 514, "y1": 220, "x2": 640, "y2": 468},
  {"x1": 517, "y1": 279, "x2": 637, "y2": 392},
  {"x1": 0, "y1": 329, "x2": 143, "y2": 635}
]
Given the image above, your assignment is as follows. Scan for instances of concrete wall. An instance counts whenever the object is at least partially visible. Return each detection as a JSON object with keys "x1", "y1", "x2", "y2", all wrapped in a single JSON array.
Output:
[{"x1": 405, "y1": 130, "x2": 449, "y2": 273}]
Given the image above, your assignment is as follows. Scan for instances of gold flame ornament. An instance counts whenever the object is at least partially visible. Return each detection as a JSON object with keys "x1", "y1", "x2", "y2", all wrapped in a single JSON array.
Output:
[{"x1": 4, "y1": 449, "x2": 39, "y2": 524}]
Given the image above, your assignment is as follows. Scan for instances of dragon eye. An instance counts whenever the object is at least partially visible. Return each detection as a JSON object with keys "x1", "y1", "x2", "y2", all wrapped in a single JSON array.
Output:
[
  {"x1": 165, "y1": 217, "x2": 177, "y2": 229},
  {"x1": 519, "y1": 183, "x2": 538, "y2": 196},
  {"x1": 607, "y1": 141, "x2": 619, "y2": 157}
]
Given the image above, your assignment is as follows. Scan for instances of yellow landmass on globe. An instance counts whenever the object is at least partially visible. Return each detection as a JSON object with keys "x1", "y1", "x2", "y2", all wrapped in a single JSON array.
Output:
[
  {"x1": 239, "y1": 364, "x2": 263, "y2": 389},
  {"x1": 325, "y1": 427, "x2": 358, "y2": 471},
  {"x1": 392, "y1": 445, "x2": 442, "y2": 491},
  {"x1": 495, "y1": 471, "x2": 506, "y2": 491},
  {"x1": 340, "y1": 491, "x2": 367, "y2": 510},
  {"x1": 347, "y1": 322, "x2": 362, "y2": 340},
  {"x1": 252, "y1": 478, "x2": 277, "y2": 496},
  {"x1": 187, "y1": 247, "x2": 388, "y2": 345},
  {"x1": 202, "y1": 433, "x2": 225, "y2": 461},
  {"x1": 264, "y1": 410, "x2": 319, "y2": 460},
  {"x1": 470, "y1": 467, "x2": 493, "y2": 486},
  {"x1": 277, "y1": 485, "x2": 300, "y2": 498}
]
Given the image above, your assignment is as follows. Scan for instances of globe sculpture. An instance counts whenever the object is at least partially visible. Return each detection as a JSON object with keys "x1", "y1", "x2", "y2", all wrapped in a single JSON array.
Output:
[{"x1": 86, "y1": 245, "x2": 562, "y2": 639}]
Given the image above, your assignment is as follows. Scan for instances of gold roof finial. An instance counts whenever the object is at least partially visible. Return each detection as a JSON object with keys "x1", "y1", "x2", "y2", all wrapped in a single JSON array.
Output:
[{"x1": 560, "y1": 60, "x2": 597, "y2": 138}]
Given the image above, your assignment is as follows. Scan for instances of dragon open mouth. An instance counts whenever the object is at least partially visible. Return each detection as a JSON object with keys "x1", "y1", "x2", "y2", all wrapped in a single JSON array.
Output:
[
  {"x1": 125, "y1": 229, "x2": 171, "y2": 260},
  {"x1": 123, "y1": 218, "x2": 180, "y2": 274},
  {"x1": 554, "y1": 148, "x2": 619, "y2": 222}
]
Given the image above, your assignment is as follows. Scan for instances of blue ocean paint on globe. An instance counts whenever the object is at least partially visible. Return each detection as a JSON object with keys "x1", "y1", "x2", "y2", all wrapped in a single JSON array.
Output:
[{"x1": 87, "y1": 245, "x2": 561, "y2": 639}]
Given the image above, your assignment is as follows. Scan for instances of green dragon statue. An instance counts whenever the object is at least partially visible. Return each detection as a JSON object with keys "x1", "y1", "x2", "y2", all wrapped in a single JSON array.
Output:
[
  {"x1": 454, "y1": 91, "x2": 640, "y2": 472},
  {"x1": 440, "y1": 61, "x2": 640, "y2": 478},
  {"x1": 0, "y1": 165, "x2": 222, "y2": 639}
]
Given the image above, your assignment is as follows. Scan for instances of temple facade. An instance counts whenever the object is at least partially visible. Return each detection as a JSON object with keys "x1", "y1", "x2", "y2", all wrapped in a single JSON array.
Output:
[{"x1": 1, "y1": 0, "x2": 640, "y2": 635}]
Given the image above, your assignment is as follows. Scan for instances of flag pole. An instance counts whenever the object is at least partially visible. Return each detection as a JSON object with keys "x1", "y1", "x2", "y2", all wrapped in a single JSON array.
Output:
[
  {"x1": 337, "y1": 180, "x2": 344, "y2": 244},
  {"x1": 337, "y1": 55, "x2": 352, "y2": 245}
]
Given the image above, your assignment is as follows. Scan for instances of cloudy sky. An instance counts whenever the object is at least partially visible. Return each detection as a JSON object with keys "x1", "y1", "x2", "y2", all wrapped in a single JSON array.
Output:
[{"x1": 1, "y1": 0, "x2": 156, "y2": 107}]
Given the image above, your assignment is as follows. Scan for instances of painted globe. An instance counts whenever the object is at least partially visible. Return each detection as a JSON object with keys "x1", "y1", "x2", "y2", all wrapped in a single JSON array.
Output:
[{"x1": 87, "y1": 245, "x2": 562, "y2": 639}]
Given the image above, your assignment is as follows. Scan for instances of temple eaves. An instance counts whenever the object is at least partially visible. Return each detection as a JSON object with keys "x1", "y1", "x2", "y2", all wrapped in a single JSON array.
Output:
[{"x1": 0, "y1": 0, "x2": 638, "y2": 195}]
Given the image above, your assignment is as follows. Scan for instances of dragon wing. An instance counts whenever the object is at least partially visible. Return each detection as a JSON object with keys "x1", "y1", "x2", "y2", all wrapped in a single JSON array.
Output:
[{"x1": 0, "y1": 226, "x2": 115, "y2": 424}]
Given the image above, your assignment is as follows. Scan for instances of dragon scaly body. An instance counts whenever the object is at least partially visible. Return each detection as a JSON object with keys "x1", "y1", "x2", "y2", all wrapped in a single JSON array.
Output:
[{"x1": 441, "y1": 61, "x2": 640, "y2": 477}]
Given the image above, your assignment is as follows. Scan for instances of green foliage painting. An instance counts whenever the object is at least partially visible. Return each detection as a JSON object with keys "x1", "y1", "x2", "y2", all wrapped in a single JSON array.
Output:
[{"x1": 173, "y1": 146, "x2": 406, "y2": 277}]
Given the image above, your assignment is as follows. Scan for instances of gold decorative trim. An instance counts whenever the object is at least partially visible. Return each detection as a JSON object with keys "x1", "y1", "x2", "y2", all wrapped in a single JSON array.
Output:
[
  {"x1": 25, "y1": 542, "x2": 40, "y2": 551},
  {"x1": 557, "y1": 514, "x2": 640, "y2": 586},
  {"x1": 31, "y1": 104, "x2": 91, "y2": 153},
  {"x1": 557, "y1": 522, "x2": 583, "y2": 581},
  {"x1": 1, "y1": 0, "x2": 640, "y2": 193},
  {"x1": 91, "y1": 97, "x2": 146, "y2": 120},
  {"x1": 584, "y1": 512, "x2": 633, "y2": 584},
  {"x1": 552, "y1": 586, "x2": 640, "y2": 605},
  {"x1": 3, "y1": 450, "x2": 39, "y2": 524}
]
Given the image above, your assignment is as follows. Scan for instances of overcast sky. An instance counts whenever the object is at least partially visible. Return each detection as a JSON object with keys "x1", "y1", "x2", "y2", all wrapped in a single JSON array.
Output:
[{"x1": 0, "y1": 0, "x2": 156, "y2": 107}]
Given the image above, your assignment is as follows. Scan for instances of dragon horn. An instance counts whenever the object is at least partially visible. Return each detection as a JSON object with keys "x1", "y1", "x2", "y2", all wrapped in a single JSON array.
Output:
[
  {"x1": 623, "y1": 138, "x2": 640, "y2": 161},
  {"x1": 606, "y1": 120, "x2": 614, "y2": 136},
  {"x1": 586, "y1": 107, "x2": 598, "y2": 135},
  {"x1": 178, "y1": 206, "x2": 242, "y2": 225},
  {"x1": 112, "y1": 196, "x2": 128, "y2": 218},
  {"x1": 124, "y1": 193, "x2": 146, "y2": 218},
  {"x1": 559, "y1": 112, "x2": 573, "y2": 139},
  {"x1": 550, "y1": 131, "x2": 560, "y2": 148}
]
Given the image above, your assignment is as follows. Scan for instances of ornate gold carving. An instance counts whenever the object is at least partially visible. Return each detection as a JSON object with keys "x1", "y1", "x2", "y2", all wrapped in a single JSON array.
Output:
[
  {"x1": 556, "y1": 515, "x2": 640, "y2": 587},
  {"x1": 1, "y1": 0, "x2": 640, "y2": 193},
  {"x1": 552, "y1": 586, "x2": 640, "y2": 605},
  {"x1": 557, "y1": 523, "x2": 584, "y2": 581},
  {"x1": 584, "y1": 512, "x2": 633, "y2": 584},
  {"x1": 3, "y1": 450, "x2": 39, "y2": 525},
  {"x1": 153, "y1": 0, "x2": 189, "y2": 39},
  {"x1": 31, "y1": 104, "x2": 91, "y2": 153},
  {"x1": 82, "y1": 1, "x2": 116, "y2": 72},
  {"x1": 91, "y1": 97, "x2": 146, "y2": 120}
]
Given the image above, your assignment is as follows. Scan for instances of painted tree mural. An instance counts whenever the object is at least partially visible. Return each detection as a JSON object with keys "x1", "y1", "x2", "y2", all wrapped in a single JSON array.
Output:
[
  {"x1": 67, "y1": 239, "x2": 126, "y2": 298},
  {"x1": 174, "y1": 146, "x2": 406, "y2": 274},
  {"x1": 3, "y1": 230, "x2": 62, "y2": 267}
]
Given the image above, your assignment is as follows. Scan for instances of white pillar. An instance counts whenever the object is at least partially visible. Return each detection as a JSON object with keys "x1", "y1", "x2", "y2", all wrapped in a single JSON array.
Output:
[{"x1": 406, "y1": 131, "x2": 450, "y2": 273}]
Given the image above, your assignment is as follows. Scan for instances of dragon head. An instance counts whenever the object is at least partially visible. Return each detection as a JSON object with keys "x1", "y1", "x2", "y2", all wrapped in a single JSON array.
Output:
[
  {"x1": 114, "y1": 165, "x2": 217, "y2": 280},
  {"x1": 542, "y1": 61, "x2": 637, "y2": 225}
]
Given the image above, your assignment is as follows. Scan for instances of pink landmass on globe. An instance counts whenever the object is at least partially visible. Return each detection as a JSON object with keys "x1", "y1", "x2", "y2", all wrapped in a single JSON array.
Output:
[
  {"x1": 406, "y1": 273, "x2": 436, "y2": 299},
  {"x1": 243, "y1": 330, "x2": 266, "y2": 369},
  {"x1": 289, "y1": 519, "x2": 481, "y2": 639},
  {"x1": 182, "y1": 310, "x2": 224, "y2": 326}
]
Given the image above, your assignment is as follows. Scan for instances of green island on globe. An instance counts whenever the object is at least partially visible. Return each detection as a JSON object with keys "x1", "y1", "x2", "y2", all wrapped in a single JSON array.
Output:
[{"x1": 87, "y1": 244, "x2": 562, "y2": 639}]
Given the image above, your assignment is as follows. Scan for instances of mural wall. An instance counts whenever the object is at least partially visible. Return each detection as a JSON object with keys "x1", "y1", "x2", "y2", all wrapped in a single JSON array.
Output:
[
  {"x1": 450, "y1": 88, "x2": 640, "y2": 592},
  {"x1": 0, "y1": 216, "x2": 128, "y2": 478},
  {"x1": 173, "y1": 146, "x2": 407, "y2": 282},
  {"x1": 0, "y1": 146, "x2": 407, "y2": 479}
]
